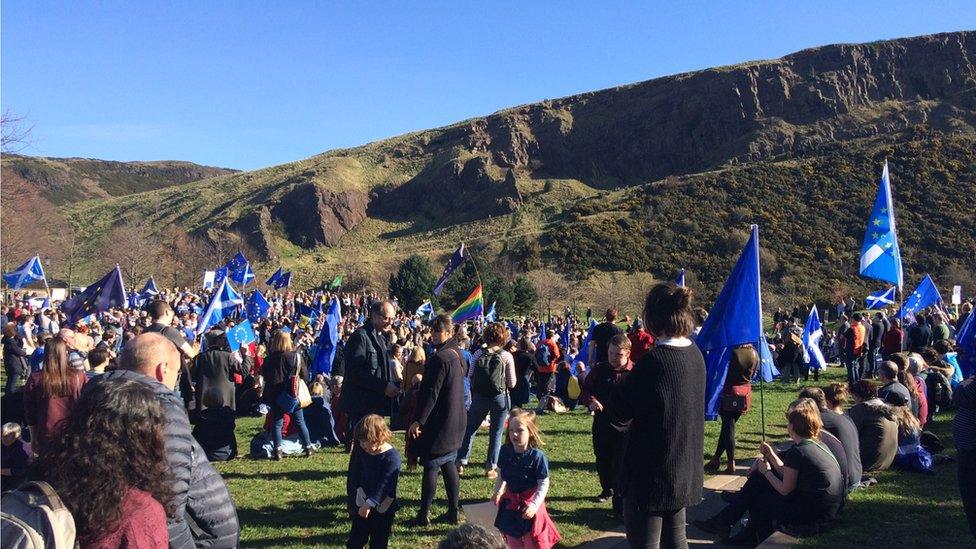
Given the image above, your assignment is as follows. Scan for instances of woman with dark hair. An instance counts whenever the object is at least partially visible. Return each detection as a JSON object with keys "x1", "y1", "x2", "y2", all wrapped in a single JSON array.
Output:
[
  {"x1": 848, "y1": 380, "x2": 898, "y2": 473},
  {"x1": 2, "y1": 321, "x2": 29, "y2": 394},
  {"x1": 23, "y1": 338, "x2": 87, "y2": 455},
  {"x1": 609, "y1": 282, "x2": 705, "y2": 548},
  {"x1": 31, "y1": 377, "x2": 174, "y2": 548},
  {"x1": 707, "y1": 344, "x2": 759, "y2": 474},
  {"x1": 193, "y1": 329, "x2": 237, "y2": 412},
  {"x1": 262, "y1": 330, "x2": 314, "y2": 459}
]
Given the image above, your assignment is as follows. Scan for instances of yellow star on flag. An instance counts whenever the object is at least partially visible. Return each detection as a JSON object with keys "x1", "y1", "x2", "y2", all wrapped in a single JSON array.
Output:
[{"x1": 872, "y1": 219, "x2": 882, "y2": 226}]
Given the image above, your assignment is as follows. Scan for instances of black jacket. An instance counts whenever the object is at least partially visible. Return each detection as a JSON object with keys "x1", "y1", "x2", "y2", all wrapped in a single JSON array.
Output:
[
  {"x1": 262, "y1": 351, "x2": 307, "y2": 406},
  {"x1": 2, "y1": 335, "x2": 28, "y2": 375},
  {"x1": 100, "y1": 370, "x2": 240, "y2": 548},
  {"x1": 341, "y1": 326, "x2": 391, "y2": 417},
  {"x1": 413, "y1": 340, "x2": 466, "y2": 457},
  {"x1": 193, "y1": 350, "x2": 238, "y2": 412}
]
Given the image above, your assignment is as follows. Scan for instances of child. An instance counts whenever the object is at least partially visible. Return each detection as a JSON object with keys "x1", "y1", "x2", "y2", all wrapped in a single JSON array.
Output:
[
  {"x1": 1, "y1": 422, "x2": 32, "y2": 492},
  {"x1": 492, "y1": 409, "x2": 561, "y2": 549},
  {"x1": 305, "y1": 381, "x2": 341, "y2": 447},
  {"x1": 192, "y1": 388, "x2": 238, "y2": 461},
  {"x1": 347, "y1": 414, "x2": 401, "y2": 549}
]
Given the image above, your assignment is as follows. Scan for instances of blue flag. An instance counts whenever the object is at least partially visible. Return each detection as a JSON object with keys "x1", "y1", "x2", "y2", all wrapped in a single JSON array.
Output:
[
  {"x1": 415, "y1": 301, "x2": 434, "y2": 321},
  {"x1": 898, "y1": 275, "x2": 943, "y2": 320},
  {"x1": 866, "y1": 286, "x2": 896, "y2": 310},
  {"x1": 802, "y1": 305, "x2": 827, "y2": 372},
  {"x1": 266, "y1": 267, "x2": 283, "y2": 287},
  {"x1": 275, "y1": 271, "x2": 292, "y2": 289},
  {"x1": 675, "y1": 269, "x2": 686, "y2": 287},
  {"x1": 538, "y1": 322, "x2": 547, "y2": 342},
  {"x1": 860, "y1": 161, "x2": 903, "y2": 290},
  {"x1": 297, "y1": 301, "x2": 321, "y2": 325},
  {"x1": 140, "y1": 276, "x2": 159, "y2": 297},
  {"x1": 196, "y1": 278, "x2": 244, "y2": 336},
  {"x1": 226, "y1": 251, "x2": 247, "y2": 273},
  {"x1": 508, "y1": 320, "x2": 520, "y2": 340},
  {"x1": 226, "y1": 320, "x2": 257, "y2": 352},
  {"x1": 957, "y1": 308, "x2": 976, "y2": 379},
  {"x1": 578, "y1": 319, "x2": 598, "y2": 366},
  {"x1": 485, "y1": 301, "x2": 497, "y2": 322},
  {"x1": 61, "y1": 266, "x2": 128, "y2": 325},
  {"x1": 231, "y1": 262, "x2": 255, "y2": 286},
  {"x1": 310, "y1": 297, "x2": 342, "y2": 376},
  {"x1": 246, "y1": 290, "x2": 271, "y2": 322},
  {"x1": 3, "y1": 255, "x2": 46, "y2": 290},
  {"x1": 433, "y1": 243, "x2": 465, "y2": 296},
  {"x1": 214, "y1": 266, "x2": 228, "y2": 285}
]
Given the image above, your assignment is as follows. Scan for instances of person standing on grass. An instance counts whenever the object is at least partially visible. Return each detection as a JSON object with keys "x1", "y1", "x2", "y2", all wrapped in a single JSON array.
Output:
[
  {"x1": 610, "y1": 283, "x2": 705, "y2": 549},
  {"x1": 346, "y1": 414, "x2": 401, "y2": 549},
  {"x1": 954, "y1": 373, "x2": 976, "y2": 541},
  {"x1": 589, "y1": 308, "x2": 623, "y2": 368},
  {"x1": 342, "y1": 301, "x2": 400, "y2": 450},
  {"x1": 707, "y1": 344, "x2": 758, "y2": 474}
]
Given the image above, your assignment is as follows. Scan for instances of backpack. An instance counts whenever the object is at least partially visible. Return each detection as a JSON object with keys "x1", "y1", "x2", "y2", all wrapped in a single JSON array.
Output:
[
  {"x1": 924, "y1": 370, "x2": 953, "y2": 409},
  {"x1": 471, "y1": 351, "x2": 507, "y2": 396},
  {"x1": 1, "y1": 481, "x2": 76, "y2": 549}
]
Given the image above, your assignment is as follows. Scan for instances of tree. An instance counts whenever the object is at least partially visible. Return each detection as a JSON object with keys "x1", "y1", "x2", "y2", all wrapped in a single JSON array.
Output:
[
  {"x1": 527, "y1": 269, "x2": 571, "y2": 320},
  {"x1": 389, "y1": 254, "x2": 436, "y2": 311},
  {"x1": 99, "y1": 219, "x2": 165, "y2": 287},
  {"x1": 512, "y1": 277, "x2": 539, "y2": 316},
  {"x1": 1, "y1": 110, "x2": 33, "y2": 154}
]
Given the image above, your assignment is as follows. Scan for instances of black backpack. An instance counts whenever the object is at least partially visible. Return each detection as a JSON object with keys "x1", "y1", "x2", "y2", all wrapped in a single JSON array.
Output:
[
  {"x1": 472, "y1": 351, "x2": 507, "y2": 396},
  {"x1": 924, "y1": 370, "x2": 953, "y2": 409}
]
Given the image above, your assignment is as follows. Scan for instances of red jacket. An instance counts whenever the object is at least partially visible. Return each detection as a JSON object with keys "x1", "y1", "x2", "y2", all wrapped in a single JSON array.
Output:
[{"x1": 538, "y1": 338, "x2": 561, "y2": 374}]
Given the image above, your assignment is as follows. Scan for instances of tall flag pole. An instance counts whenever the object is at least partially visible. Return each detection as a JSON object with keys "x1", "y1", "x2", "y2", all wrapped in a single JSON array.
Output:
[
  {"x1": 433, "y1": 243, "x2": 466, "y2": 297},
  {"x1": 860, "y1": 160, "x2": 903, "y2": 307}
]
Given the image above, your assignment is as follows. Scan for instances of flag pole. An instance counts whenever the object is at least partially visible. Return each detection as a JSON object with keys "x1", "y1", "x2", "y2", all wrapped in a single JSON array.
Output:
[{"x1": 760, "y1": 373, "x2": 766, "y2": 442}]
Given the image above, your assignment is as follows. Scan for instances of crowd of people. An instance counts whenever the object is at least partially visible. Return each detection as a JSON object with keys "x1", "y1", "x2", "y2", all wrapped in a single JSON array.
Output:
[{"x1": 0, "y1": 279, "x2": 973, "y2": 548}]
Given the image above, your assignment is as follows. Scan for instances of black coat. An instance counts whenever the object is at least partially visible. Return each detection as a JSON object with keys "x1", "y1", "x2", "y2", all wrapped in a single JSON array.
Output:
[
  {"x1": 2, "y1": 335, "x2": 28, "y2": 376},
  {"x1": 193, "y1": 350, "x2": 238, "y2": 412},
  {"x1": 340, "y1": 326, "x2": 392, "y2": 417},
  {"x1": 262, "y1": 351, "x2": 307, "y2": 406},
  {"x1": 413, "y1": 340, "x2": 466, "y2": 458}
]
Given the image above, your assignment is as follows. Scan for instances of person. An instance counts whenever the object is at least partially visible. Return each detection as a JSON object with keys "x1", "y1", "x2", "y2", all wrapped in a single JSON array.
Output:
[
  {"x1": 707, "y1": 344, "x2": 759, "y2": 474},
  {"x1": 589, "y1": 307, "x2": 623, "y2": 367},
  {"x1": 799, "y1": 387, "x2": 862, "y2": 492},
  {"x1": 346, "y1": 414, "x2": 401, "y2": 549},
  {"x1": 553, "y1": 360, "x2": 581, "y2": 410},
  {"x1": 86, "y1": 347, "x2": 112, "y2": 379},
  {"x1": 884, "y1": 391, "x2": 931, "y2": 472},
  {"x1": 457, "y1": 322, "x2": 516, "y2": 478},
  {"x1": 438, "y1": 523, "x2": 507, "y2": 549},
  {"x1": 30, "y1": 377, "x2": 173, "y2": 548},
  {"x1": 779, "y1": 322, "x2": 803, "y2": 384},
  {"x1": 262, "y1": 330, "x2": 315, "y2": 459},
  {"x1": 102, "y1": 333, "x2": 240, "y2": 548},
  {"x1": 1, "y1": 422, "x2": 32, "y2": 492},
  {"x1": 534, "y1": 330, "x2": 560, "y2": 400},
  {"x1": 342, "y1": 301, "x2": 399, "y2": 447},
  {"x1": 579, "y1": 333, "x2": 633, "y2": 511},
  {"x1": 610, "y1": 283, "x2": 705, "y2": 548},
  {"x1": 408, "y1": 314, "x2": 466, "y2": 526},
  {"x1": 877, "y1": 361, "x2": 911, "y2": 410},
  {"x1": 511, "y1": 338, "x2": 536, "y2": 408},
  {"x1": 954, "y1": 374, "x2": 976, "y2": 540},
  {"x1": 882, "y1": 317, "x2": 904, "y2": 359},
  {"x1": 491, "y1": 408, "x2": 561, "y2": 549},
  {"x1": 696, "y1": 399, "x2": 844, "y2": 543},
  {"x1": 3, "y1": 321, "x2": 29, "y2": 394},
  {"x1": 844, "y1": 313, "x2": 866, "y2": 382},
  {"x1": 866, "y1": 313, "x2": 885, "y2": 377},
  {"x1": 194, "y1": 330, "x2": 238, "y2": 412},
  {"x1": 402, "y1": 346, "x2": 426, "y2": 392},
  {"x1": 23, "y1": 337, "x2": 88, "y2": 456},
  {"x1": 627, "y1": 319, "x2": 654, "y2": 362},
  {"x1": 144, "y1": 301, "x2": 198, "y2": 411},
  {"x1": 847, "y1": 380, "x2": 898, "y2": 473},
  {"x1": 305, "y1": 381, "x2": 342, "y2": 447},
  {"x1": 192, "y1": 388, "x2": 238, "y2": 462},
  {"x1": 907, "y1": 313, "x2": 932, "y2": 353}
]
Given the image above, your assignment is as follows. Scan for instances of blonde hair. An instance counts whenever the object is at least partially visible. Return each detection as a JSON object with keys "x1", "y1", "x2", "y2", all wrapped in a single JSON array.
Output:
[
  {"x1": 891, "y1": 404, "x2": 921, "y2": 438},
  {"x1": 408, "y1": 346, "x2": 426, "y2": 364},
  {"x1": 309, "y1": 381, "x2": 325, "y2": 396},
  {"x1": 355, "y1": 414, "x2": 391, "y2": 447},
  {"x1": 786, "y1": 398, "x2": 822, "y2": 439},
  {"x1": 507, "y1": 408, "x2": 544, "y2": 448},
  {"x1": 2, "y1": 422, "x2": 22, "y2": 437},
  {"x1": 270, "y1": 330, "x2": 293, "y2": 353}
]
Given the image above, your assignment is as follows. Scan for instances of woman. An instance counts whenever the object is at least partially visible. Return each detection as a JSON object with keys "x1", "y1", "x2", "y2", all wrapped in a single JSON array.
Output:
[
  {"x1": 511, "y1": 337, "x2": 536, "y2": 409},
  {"x1": 707, "y1": 344, "x2": 759, "y2": 474},
  {"x1": 847, "y1": 380, "x2": 898, "y2": 473},
  {"x1": 3, "y1": 322, "x2": 29, "y2": 394},
  {"x1": 23, "y1": 338, "x2": 87, "y2": 455},
  {"x1": 609, "y1": 282, "x2": 705, "y2": 548},
  {"x1": 696, "y1": 398, "x2": 845, "y2": 543},
  {"x1": 881, "y1": 318, "x2": 904, "y2": 359},
  {"x1": 402, "y1": 346, "x2": 426, "y2": 392},
  {"x1": 261, "y1": 330, "x2": 314, "y2": 459},
  {"x1": 193, "y1": 330, "x2": 237, "y2": 412},
  {"x1": 31, "y1": 377, "x2": 173, "y2": 548},
  {"x1": 823, "y1": 383, "x2": 849, "y2": 414}
]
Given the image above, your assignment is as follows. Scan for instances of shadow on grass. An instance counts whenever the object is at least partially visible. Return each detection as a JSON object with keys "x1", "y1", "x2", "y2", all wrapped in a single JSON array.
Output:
[
  {"x1": 238, "y1": 497, "x2": 348, "y2": 548},
  {"x1": 222, "y1": 469, "x2": 344, "y2": 482}
]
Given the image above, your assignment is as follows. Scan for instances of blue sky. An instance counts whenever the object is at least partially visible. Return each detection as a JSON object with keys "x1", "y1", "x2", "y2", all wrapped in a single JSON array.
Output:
[{"x1": 3, "y1": 2, "x2": 974, "y2": 170}]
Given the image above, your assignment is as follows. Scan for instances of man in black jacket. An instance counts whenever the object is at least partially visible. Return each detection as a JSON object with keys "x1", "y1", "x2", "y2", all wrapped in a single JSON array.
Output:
[
  {"x1": 105, "y1": 333, "x2": 239, "y2": 548},
  {"x1": 867, "y1": 313, "x2": 886, "y2": 378},
  {"x1": 341, "y1": 300, "x2": 399, "y2": 447}
]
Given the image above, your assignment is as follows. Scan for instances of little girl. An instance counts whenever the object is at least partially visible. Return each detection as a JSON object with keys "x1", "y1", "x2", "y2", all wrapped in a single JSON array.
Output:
[
  {"x1": 346, "y1": 414, "x2": 401, "y2": 548},
  {"x1": 492, "y1": 408, "x2": 561, "y2": 549}
]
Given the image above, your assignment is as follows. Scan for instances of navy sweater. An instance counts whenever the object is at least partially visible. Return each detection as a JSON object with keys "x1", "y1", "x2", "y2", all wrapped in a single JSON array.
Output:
[{"x1": 346, "y1": 445, "x2": 402, "y2": 515}]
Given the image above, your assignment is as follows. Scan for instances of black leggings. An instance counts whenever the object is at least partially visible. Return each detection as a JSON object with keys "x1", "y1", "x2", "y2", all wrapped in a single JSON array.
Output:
[
  {"x1": 623, "y1": 500, "x2": 687, "y2": 549},
  {"x1": 419, "y1": 452, "x2": 460, "y2": 516},
  {"x1": 714, "y1": 411, "x2": 741, "y2": 462}
]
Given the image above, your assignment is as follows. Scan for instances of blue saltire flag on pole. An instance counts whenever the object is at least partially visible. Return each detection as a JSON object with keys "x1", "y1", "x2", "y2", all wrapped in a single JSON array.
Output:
[
  {"x1": 140, "y1": 276, "x2": 159, "y2": 297},
  {"x1": 697, "y1": 225, "x2": 776, "y2": 420},
  {"x1": 433, "y1": 243, "x2": 465, "y2": 296},
  {"x1": 61, "y1": 266, "x2": 128, "y2": 325},
  {"x1": 675, "y1": 269, "x2": 686, "y2": 287},
  {"x1": 956, "y1": 308, "x2": 976, "y2": 379},
  {"x1": 310, "y1": 297, "x2": 342, "y2": 376},
  {"x1": 246, "y1": 290, "x2": 271, "y2": 323},
  {"x1": 578, "y1": 319, "x2": 598, "y2": 366},
  {"x1": 859, "y1": 160, "x2": 903, "y2": 290},
  {"x1": 866, "y1": 286, "x2": 896, "y2": 310},
  {"x1": 415, "y1": 301, "x2": 434, "y2": 321},
  {"x1": 802, "y1": 305, "x2": 827, "y2": 372},
  {"x1": 484, "y1": 301, "x2": 497, "y2": 322},
  {"x1": 266, "y1": 267, "x2": 283, "y2": 287},
  {"x1": 897, "y1": 274, "x2": 944, "y2": 320},
  {"x1": 3, "y1": 255, "x2": 46, "y2": 290},
  {"x1": 231, "y1": 262, "x2": 255, "y2": 286},
  {"x1": 196, "y1": 277, "x2": 244, "y2": 337},
  {"x1": 226, "y1": 320, "x2": 258, "y2": 352}
]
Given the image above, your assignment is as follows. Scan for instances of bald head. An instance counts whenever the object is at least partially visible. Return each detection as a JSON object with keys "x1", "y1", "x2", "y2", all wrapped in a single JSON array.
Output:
[
  {"x1": 370, "y1": 300, "x2": 396, "y2": 332},
  {"x1": 120, "y1": 333, "x2": 182, "y2": 389}
]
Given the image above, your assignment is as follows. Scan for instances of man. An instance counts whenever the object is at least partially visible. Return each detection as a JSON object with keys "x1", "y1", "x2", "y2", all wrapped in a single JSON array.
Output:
[
  {"x1": 908, "y1": 313, "x2": 933, "y2": 353},
  {"x1": 408, "y1": 314, "x2": 466, "y2": 525},
  {"x1": 589, "y1": 308, "x2": 623, "y2": 366},
  {"x1": 579, "y1": 334, "x2": 633, "y2": 514},
  {"x1": 844, "y1": 314, "x2": 865, "y2": 383},
  {"x1": 877, "y1": 360, "x2": 913, "y2": 414},
  {"x1": 341, "y1": 300, "x2": 399, "y2": 446},
  {"x1": 102, "y1": 334, "x2": 239, "y2": 548},
  {"x1": 627, "y1": 319, "x2": 653, "y2": 362},
  {"x1": 867, "y1": 313, "x2": 885, "y2": 378},
  {"x1": 535, "y1": 329, "x2": 560, "y2": 400},
  {"x1": 145, "y1": 300, "x2": 198, "y2": 411}
]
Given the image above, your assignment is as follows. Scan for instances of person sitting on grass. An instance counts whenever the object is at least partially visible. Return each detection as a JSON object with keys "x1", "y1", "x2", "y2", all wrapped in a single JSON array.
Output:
[
  {"x1": 883, "y1": 391, "x2": 932, "y2": 473},
  {"x1": 695, "y1": 398, "x2": 845, "y2": 544},
  {"x1": 346, "y1": 414, "x2": 401, "y2": 549},
  {"x1": 192, "y1": 387, "x2": 238, "y2": 462},
  {"x1": 848, "y1": 380, "x2": 898, "y2": 473},
  {"x1": 823, "y1": 382, "x2": 848, "y2": 415},
  {"x1": 799, "y1": 387, "x2": 862, "y2": 493},
  {"x1": 305, "y1": 380, "x2": 341, "y2": 447}
]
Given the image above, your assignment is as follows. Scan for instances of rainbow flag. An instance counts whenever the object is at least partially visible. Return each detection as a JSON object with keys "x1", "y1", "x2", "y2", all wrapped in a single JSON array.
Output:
[{"x1": 452, "y1": 284, "x2": 484, "y2": 323}]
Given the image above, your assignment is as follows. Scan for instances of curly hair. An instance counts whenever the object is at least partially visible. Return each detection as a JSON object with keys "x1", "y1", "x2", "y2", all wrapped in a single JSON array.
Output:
[{"x1": 31, "y1": 377, "x2": 175, "y2": 543}]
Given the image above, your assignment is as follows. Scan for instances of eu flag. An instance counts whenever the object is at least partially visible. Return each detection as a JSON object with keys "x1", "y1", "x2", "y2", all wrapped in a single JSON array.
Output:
[
  {"x1": 310, "y1": 297, "x2": 342, "y2": 376},
  {"x1": 266, "y1": 267, "x2": 283, "y2": 287},
  {"x1": 246, "y1": 290, "x2": 271, "y2": 322},
  {"x1": 860, "y1": 161, "x2": 903, "y2": 290},
  {"x1": 433, "y1": 243, "x2": 465, "y2": 296},
  {"x1": 61, "y1": 266, "x2": 128, "y2": 325},
  {"x1": 226, "y1": 320, "x2": 258, "y2": 352},
  {"x1": 898, "y1": 274, "x2": 943, "y2": 320}
]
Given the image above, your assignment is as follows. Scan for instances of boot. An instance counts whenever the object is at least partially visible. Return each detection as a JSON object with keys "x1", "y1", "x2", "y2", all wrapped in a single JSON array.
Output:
[
  {"x1": 412, "y1": 511, "x2": 431, "y2": 528},
  {"x1": 273, "y1": 448, "x2": 283, "y2": 461},
  {"x1": 693, "y1": 515, "x2": 732, "y2": 541},
  {"x1": 304, "y1": 446, "x2": 316, "y2": 458}
]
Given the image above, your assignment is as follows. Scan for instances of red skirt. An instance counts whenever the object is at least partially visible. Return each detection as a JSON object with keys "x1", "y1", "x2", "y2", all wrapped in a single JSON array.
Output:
[{"x1": 495, "y1": 488, "x2": 561, "y2": 549}]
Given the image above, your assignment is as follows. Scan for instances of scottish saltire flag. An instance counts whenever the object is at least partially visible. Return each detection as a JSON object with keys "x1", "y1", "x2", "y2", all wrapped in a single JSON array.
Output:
[
  {"x1": 866, "y1": 286, "x2": 896, "y2": 309},
  {"x1": 898, "y1": 274, "x2": 944, "y2": 319},
  {"x1": 196, "y1": 278, "x2": 244, "y2": 336},
  {"x1": 433, "y1": 244, "x2": 465, "y2": 296},
  {"x1": 275, "y1": 271, "x2": 292, "y2": 289},
  {"x1": 203, "y1": 270, "x2": 216, "y2": 289},
  {"x1": 698, "y1": 225, "x2": 771, "y2": 420},
  {"x1": 140, "y1": 277, "x2": 160, "y2": 297},
  {"x1": 232, "y1": 262, "x2": 255, "y2": 286},
  {"x1": 329, "y1": 275, "x2": 343, "y2": 290},
  {"x1": 578, "y1": 319, "x2": 598, "y2": 366},
  {"x1": 860, "y1": 161, "x2": 903, "y2": 290},
  {"x1": 957, "y1": 308, "x2": 976, "y2": 378},
  {"x1": 27, "y1": 297, "x2": 50, "y2": 309},
  {"x1": 485, "y1": 301, "x2": 497, "y2": 322},
  {"x1": 62, "y1": 266, "x2": 128, "y2": 325},
  {"x1": 266, "y1": 267, "x2": 283, "y2": 287},
  {"x1": 451, "y1": 284, "x2": 483, "y2": 323},
  {"x1": 415, "y1": 301, "x2": 434, "y2": 321},
  {"x1": 226, "y1": 320, "x2": 258, "y2": 352},
  {"x1": 246, "y1": 290, "x2": 271, "y2": 322},
  {"x1": 311, "y1": 297, "x2": 342, "y2": 376},
  {"x1": 508, "y1": 320, "x2": 520, "y2": 340},
  {"x1": 3, "y1": 255, "x2": 46, "y2": 290},
  {"x1": 802, "y1": 305, "x2": 827, "y2": 372},
  {"x1": 214, "y1": 266, "x2": 228, "y2": 285},
  {"x1": 676, "y1": 269, "x2": 686, "y2": 287}
]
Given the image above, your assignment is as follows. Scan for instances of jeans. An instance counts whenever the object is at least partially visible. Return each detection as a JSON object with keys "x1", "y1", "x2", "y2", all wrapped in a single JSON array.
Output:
[
  {"x1": 272, "y1": 405, "x2": 312, "y2": 450},
  {"x1": 623, "y1": 499, "x2": 687, "y2": 549},
  {"x1": 347, "y1": 509, "x2": 395, "y2": 549},
  {"x1": 4, "y1": 367, "x2": 23, "y2": 394},
  {"x1": 419, "y1": 450, "x2": 460, "y2": 517},
  {"x1": 845, "y1": 355, "x2": 861, "y2": 383},
  {"x1": 458, "y1": 392, "x2": 510, "y2": 470}
]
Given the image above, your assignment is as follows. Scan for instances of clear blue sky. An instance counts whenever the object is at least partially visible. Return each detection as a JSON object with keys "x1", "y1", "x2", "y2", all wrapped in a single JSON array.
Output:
[{"x1": 3, "y1": 2, "x2": 974, "y2": 170}]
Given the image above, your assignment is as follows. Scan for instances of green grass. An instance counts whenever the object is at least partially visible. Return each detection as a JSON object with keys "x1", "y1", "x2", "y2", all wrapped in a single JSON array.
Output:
[{"x1": 217, "y1": 367, "x2": 971, "y2": 548}]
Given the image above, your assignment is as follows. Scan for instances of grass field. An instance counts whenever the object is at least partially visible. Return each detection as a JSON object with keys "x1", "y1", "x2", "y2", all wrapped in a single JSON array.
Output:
[{"x1": 216, "y1": 367, "x2": 972, "y2": 548}]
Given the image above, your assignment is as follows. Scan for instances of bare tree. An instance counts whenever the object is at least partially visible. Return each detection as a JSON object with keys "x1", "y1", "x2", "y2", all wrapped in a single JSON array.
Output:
[
  {"x1": 99, "y1": 219, "x2": 164, "y2": 288},
  {"x1": 527, "y1": 269, "x2": 572, "y2": 319},
  {"x1": 1, "y1": 110, "x2": 34, "y2": 154}
]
